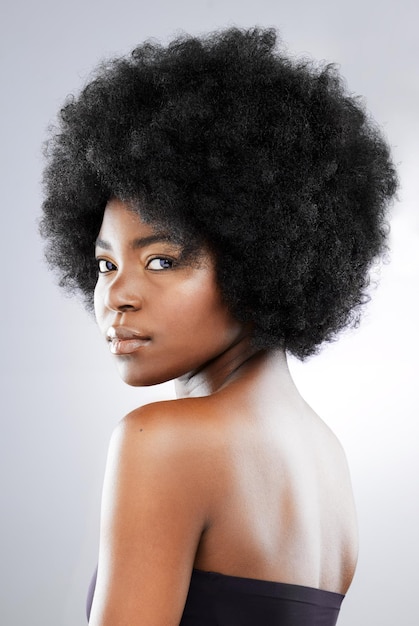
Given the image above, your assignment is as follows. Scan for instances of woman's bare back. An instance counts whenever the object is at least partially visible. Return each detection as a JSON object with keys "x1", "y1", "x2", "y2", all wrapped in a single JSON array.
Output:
[{"x1": 189, "y1": 352, "x2": 358, "y2": 595}]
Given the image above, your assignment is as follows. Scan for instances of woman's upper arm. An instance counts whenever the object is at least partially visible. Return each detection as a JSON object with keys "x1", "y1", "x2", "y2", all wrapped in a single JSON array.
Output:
[{"x1": 88, "y1": 404, "x2": 210, "y2": 626}]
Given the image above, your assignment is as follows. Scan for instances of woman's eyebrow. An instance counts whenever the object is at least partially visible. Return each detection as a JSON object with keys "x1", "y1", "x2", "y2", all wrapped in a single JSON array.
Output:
[{"x1": 95, "y1": 234, "x2": 175, "y2": 250}]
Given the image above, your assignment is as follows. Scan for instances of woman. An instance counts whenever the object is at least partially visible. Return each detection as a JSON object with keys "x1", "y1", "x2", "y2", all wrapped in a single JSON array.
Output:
[{"x1": 40, "y1": 27, "x2": 397, "y2": 625}]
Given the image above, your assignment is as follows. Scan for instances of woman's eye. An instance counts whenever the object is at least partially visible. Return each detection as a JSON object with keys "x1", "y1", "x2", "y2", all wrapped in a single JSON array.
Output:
[
  {"x1": 147, "y1": 257, "x2": 174, "y2": 271},
  {"x1": 97, "y1": 259, "x2": 116, "y2": 273}
]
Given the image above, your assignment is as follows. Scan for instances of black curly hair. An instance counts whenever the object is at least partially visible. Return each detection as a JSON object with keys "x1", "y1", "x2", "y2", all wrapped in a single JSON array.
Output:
[{"x1": 40, "y1": 27, "x2": 397, "y2": 358}]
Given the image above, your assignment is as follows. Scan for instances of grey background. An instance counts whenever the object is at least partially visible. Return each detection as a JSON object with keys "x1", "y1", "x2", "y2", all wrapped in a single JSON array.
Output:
[{"x1": 1, "y1": 0, "x2": 418, "y2": 624}]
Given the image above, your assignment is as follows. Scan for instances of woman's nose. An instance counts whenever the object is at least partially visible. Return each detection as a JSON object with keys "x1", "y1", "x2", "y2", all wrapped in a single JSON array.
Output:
[{"x1": 103, "y1": 270, "x2": 142, "y2": 312}]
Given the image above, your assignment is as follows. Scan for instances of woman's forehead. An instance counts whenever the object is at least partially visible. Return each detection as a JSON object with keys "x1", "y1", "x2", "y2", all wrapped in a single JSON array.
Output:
[
  {"x1": 98, "y1": 198, "x2": 209, "y2": 264},
  {"x1": 98, "y1": 199, "x2": 175, "y2": 244}
]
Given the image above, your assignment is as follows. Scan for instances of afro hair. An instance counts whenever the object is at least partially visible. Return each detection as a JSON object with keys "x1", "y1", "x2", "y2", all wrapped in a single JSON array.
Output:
[{"x1": 40, "y1": 27, "x2": 398, "y2": 358}]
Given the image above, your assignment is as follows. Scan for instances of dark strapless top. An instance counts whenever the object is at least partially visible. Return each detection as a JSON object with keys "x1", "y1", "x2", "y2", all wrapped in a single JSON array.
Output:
[{"x1": 87, "y1": 567, "x2": 344, "y2": 625}]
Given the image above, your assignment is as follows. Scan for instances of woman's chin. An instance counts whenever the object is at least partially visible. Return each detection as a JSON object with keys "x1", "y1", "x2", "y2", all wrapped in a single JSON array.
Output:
[{"x1": 115, "y1": 362, "x2": 175, "y2": 388}]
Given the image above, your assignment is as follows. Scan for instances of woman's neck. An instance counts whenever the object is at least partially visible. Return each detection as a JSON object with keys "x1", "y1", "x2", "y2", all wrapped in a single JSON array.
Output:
[{"x1": 175, "y1": 337, "x2": 289, "y2": 399}]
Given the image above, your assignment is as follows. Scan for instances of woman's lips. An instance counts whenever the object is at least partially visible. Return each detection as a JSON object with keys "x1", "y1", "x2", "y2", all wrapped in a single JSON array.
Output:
[
  {"x1": 109, "y1": 337, "x2": 151, "y2": 355},
  {"x1": 106, "y1": 326, "x2": 151, "y2": 355}
]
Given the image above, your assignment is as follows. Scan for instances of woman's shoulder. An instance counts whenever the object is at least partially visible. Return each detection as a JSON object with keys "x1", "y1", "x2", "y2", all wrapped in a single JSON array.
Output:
[
  {"x1": 102, "y1": 398, "x2": 222, "y2": 543},
  {"x1": 120, "y1": 396, "x2": 223, "y2": 436},
  {"x1": 110, "y1": 396, "x2": 228, "y2": 477}
]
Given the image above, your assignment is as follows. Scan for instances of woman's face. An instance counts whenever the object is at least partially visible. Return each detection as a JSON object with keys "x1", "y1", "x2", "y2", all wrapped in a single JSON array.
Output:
[{"x1": 94, "y1": 198, "x2": 245, "y2": 387}]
